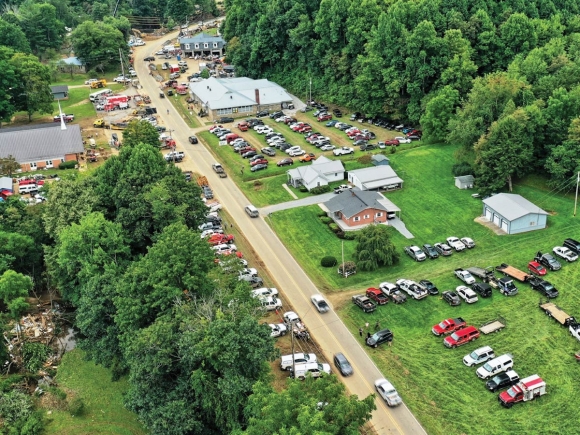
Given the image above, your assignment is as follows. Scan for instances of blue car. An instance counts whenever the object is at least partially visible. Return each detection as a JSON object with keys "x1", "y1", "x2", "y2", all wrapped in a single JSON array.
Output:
[{"x1": 326, "y1": 120, "x2": 338, "y2": 127}]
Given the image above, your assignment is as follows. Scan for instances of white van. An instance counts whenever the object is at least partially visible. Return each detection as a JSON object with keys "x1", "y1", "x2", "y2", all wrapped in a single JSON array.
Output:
[
  {"x1": 19, "y1": 184, "x2": 38, "y2": 194},
  {"x1": 463, "y1": 346, "x2": 495, "y2": 367},
  {"x1": 285, "y1": 146, "x2": 301, "y2": 155},
  {"x1": 89, "y1": 88, "x2": 112, "y2": 102},
  {"x1": 280, "y1": 353, "x2": 317, "y2": 371},
  {"x1": 476, "y1": 354, "x2": 514, "y2": 379},
  {"x1": 245, "y1": 205, "x2": 259, "y2": 218},
  {"x1": 291, "y1": 362, "x2": 321, "y2": 379}
]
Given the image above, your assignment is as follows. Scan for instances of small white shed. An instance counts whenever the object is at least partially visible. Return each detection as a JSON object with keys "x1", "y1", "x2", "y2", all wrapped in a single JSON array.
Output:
[{"x1": 455, "y1": 175, "x2": 474, "y2": 189}]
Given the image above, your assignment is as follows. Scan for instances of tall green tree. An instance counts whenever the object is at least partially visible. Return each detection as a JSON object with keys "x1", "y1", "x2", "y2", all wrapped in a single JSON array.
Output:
[
  {"x1": 241, "y1": 375, "x2": 376, "y2": 435},
  {"x1": 121, "y1": 119, "x2": 160, "y2": 148},
  {"x1": 545, "y1": 117, "x2": 580, "y2": 188},
  {"x1": 0, "y1": 18, "x2": 31, "y2": 53},
  {"x1": 354, "y1": 225, "x2": 399, "y2": 271},
  {"x1": 420, "y1": 86, "x2": 459, "y2": 142},
  {"x1": 18, "y1": 2, "x2": 64, "y2": 53},
  {"x1": 70, "y1": 21, "x2": 129, "y2": 71},
  {"x1": 10, "y1": 53, "x2": 53, "y2": 122}
]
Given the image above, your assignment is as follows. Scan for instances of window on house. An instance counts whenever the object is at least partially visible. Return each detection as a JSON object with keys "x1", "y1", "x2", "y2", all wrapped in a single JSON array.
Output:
[
  {"x1": 194, "y1": 44, "x2": 199, "y2": 49},
  {"x1": 185, "y1": 44, "x2": 190, "y2": 49},
  {"x1": 530, "y1": 221, "x2": 536, "y2": 226},
  {"x1": 217, "y1": 108, "x2": 233, "y2": 115},
  {"x1": 60, "y1": 158, "x2": 65, "y2": 163},
  {"x1": 353, "y1": 216, "x2": 360, "y2": 222},
  {"x1": 375, "y1": 212, "x2": 383, "y2": 217},
  {"x1": 204, "y1": 43, "x2": 208, "y2": 48},
  {"x1": 30, "y1": 162, "x2": 37, "y2": 169},
  {"x1": 213, "y1": 42, "x2": 218, "y2": 48},
  {"x1": 363, "y1": 214, "x2": 370, "y2": 219},
  {"x1": 46, "y1": 160, "x2": 53, "y2": 167}
]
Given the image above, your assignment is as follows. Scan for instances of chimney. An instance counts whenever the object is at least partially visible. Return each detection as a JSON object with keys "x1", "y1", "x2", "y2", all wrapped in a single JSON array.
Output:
[{"x1": 255, "y1": 89, "x2": 260, "y2": 105}]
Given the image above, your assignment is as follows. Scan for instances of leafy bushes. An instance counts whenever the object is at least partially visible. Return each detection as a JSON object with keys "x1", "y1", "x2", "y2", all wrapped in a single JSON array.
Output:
[
  {"x1": 310, "y1": 185, "x2": 330, "y2": 195},
  {"x1": 357, "y1": 154, "x2": 372, "y2": 164},
  {"x1": 452, "y1": 162, "x2": 473, "y2": 177},
  {"x1": 320, "y1": 256, "x2": 337, "y2": 267},
  {"x1": 21, "y1": 343, "x2": 51, "y2": 373},
  {"x1": 299, "y1": 186, "x2": 308, "y2": 192},
  {"x1": 319, "y1": 216, "x2": 332, "y2": 224},
  {"x1": 328, "y1": 223, "x2": 340, "y2": 233},
  {"x1": 317, "y1": 211, "x2": 327, "y2": 217},
  {"x1": 342, "y1": 231, "x2": 358, "y2": 240},
  {"x1": 59, "y1": 160, "x2": 78, "y2": 170}
]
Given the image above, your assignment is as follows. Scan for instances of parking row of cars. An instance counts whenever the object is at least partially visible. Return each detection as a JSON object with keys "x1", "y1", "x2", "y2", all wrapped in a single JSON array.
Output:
[{"x1": 404, "y1": 237, "x2": 475, "y2": 261}]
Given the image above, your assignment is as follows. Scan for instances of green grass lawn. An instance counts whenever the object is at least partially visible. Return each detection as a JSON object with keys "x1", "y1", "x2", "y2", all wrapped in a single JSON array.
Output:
[
  {"x1": 168, "y1": 93, "x2": 201, "y2": 128},
  {"x1": 268, "y1": 143, "x2": 580, "y2": 435},
  {"x1": 44, "y1": 349, "x2": 147, "y2": 435}
]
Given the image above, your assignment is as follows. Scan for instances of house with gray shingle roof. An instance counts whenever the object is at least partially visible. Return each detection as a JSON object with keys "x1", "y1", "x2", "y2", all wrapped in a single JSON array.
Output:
[
  {"x1": 482, "y1": 193, "x2": 548, "y2": 234},
  {"x1": 189, "y1": 77, "x2": 294, "y2": 120},
  {"x1": 0, "y1": 123, "x2": 84, "y2": 172},
  {"x1": 323, "y1": 188, "x2": 401, "y2": 228},
  {"x1": 179, "y1": 32, "x2": 225, "y2": 57},
  {"x1": 50, "y1": 85, "x2": 69, "y2": 100},
  {"x1": 287, "y1": 156, "x2": 344, "y2": 191}
]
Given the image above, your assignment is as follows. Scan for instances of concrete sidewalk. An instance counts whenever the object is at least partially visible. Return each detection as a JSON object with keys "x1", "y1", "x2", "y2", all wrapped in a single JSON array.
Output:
[{"x1": 260, "y1": 192, "x2": 336, "y2": 214}]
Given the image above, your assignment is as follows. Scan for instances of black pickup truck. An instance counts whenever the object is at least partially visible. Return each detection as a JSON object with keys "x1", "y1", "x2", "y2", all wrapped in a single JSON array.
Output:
[
  {"x1": 352, "y1": 295, "x2": 377, "y2": 313},
  {"x1": 529, "y1": 276, "x2": 559, "y2": 298},
  {"x1": 534, "y1": 251, "x2": 562, "y2": 271}
]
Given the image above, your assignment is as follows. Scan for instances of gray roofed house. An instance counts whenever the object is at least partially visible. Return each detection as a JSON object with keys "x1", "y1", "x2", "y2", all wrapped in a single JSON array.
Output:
[
  {"x1": 287, "y1": 156, "x2": 344, "y2": 191},
  {"x1": 180, "y1": 32, "x2": 226, "y2": 56},
  {"x1": 189, "y1": 77, "x2": 294, "y2": 120},
  {"x1": 50, "y1": 85, "x2": 69, "y2": 100},
  {"x1": 482, "y1": 193, "x2": 548, "y2": 234},
  {"x1": 347, "y1": 165, "x2": 403, "y2": 191},
  {"x1": 323, "y1": 188, "x2": 400, "y2": 229},
  {"x1": 371, "y1": 154, "x2": 390, "y2": 166},
  {"x1": 455, "y1": 175, "x2": 474, "y2": 189},
  {"x1": 0, "y1": 123, "x2": 84, "y2": 171}
]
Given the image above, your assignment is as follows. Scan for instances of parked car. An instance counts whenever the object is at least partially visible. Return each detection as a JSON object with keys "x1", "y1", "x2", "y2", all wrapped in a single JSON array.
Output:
[
  {"x1": 419, "y1": 279, "x2": 439, "y2": 295},
  {"x1": 366, "y1": 328, "x2": 393, "y2": 348},
  {"x1": 534, "y1": 251, "x2": 561, "y2": 271},
  {"x1": 527, "y1": 261, "x2": 547, "y2": 276},
  {"x1": 250, "y1": 158, "x2": 268, "y2": 167},
  {"x1": 447, "y1": 237, "x2": 466, "y2": 251},
  {"x1": 553, "y1": 246, "x2": 579, "y2": 262},
  {"x1": 288, "y1": 148, "x2": 305, "y2": 157},
  {"x1": 261, "y1": 147, "x2": 276, "y2": 156},
  {"x1": 311, "y1": 294, "x2": 330, "y2": 313},
  {"x1": 485, "y1": 370, "x2": 520, "y2": 392},
  {"x1": 144, "y1": 56, "x2": 155, "y2": 61},
  {"x1": 442, "y1": 290, "x2": 461, "y2": 306},
  {"x1": 422, "y1": 244, "x2": 439, "y2": 259},
  {"x1": 431, "y1": 317, "x2": 466, "y2": 336},
  {"x1": 256, "y1": 110, "x2": 269, "y2": 118},
  {"x1": 217, "y1": 117, "x2": 235, "y2": 123},
  {"x1": 404, "y1": 246, "x2": 427, "y2": 261},
  {"x1": 251, "y1": 163, "x2": 268, "y2": 172},
  {"x1": 268, "y1": 323, "x2": 288, "y2": 338},
  {"x1": 394, "y1": 136, "x2": 411, "y2": 144},
  {"x1": 456, "y1": 285, "x2": 479, "y2": 303},
  {"x1": 463, "y1": 346, "x2": 495, "y2": 367},
  {"x1": 333, "y1": 353, "x2": 353, "y2": 376},
  {"x1": 374, "y1": 378, "x2": 402, "y2": 407},
  {"x1": 395, "y1": 279, "x2": 428, "y2": 300},
  {"x1": 472, "y1": 282, "x2": 492, "y2": 297},
  {"x1": 378, "y1": 282, "x2": 407, "y2": 304},
  {"x1": 434, "y1": 242, "x2": 453, "y2": 256},
  {"x1": 461, "y1": 237, "x2": 475, "y2": 248},
  {"x1": 320, "y1": 144, "x2": 336, "y2": 151}
]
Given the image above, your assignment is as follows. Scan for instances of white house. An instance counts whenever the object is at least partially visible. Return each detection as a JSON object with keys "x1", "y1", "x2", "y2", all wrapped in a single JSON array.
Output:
[
  {"x1": 287, "y1": 156, "x2": 344, "y2": 191},
  {"x1": 347, "y1": 166, "x2": 403, "y2": 191}
]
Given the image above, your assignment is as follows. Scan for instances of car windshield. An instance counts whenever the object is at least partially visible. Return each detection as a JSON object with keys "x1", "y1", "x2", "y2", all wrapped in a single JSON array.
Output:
[
  {"x1": 482, "y1": 362, "x2": 492, "y2": 372},
  {"x1": 469, "y1": 351, "x2": 479, "y2": 359},
  {"x1": 450, "y1": 333, "x2": 459, "y2": 341},
  {"x1": 438, "y1": 321, "x2": 447, "y2": 328},
  {"x1": 506, "y1": 388, "x2": 517, "y2": 398}
]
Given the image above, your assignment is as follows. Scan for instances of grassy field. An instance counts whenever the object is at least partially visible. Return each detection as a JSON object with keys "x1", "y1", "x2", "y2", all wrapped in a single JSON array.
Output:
[
  {"x1": 268, "y1": 143, "x2": 580, "y2": 435},
  {"x1": 43, "y1": 349, "x2": 147, "y2": 435}
]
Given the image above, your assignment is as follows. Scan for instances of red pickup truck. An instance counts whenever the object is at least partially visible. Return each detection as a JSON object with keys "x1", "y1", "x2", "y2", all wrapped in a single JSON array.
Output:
[
  {"x1": 431, "y1": 317, "x2": 466, "y2": 336},
  {"x1": 53, "y1": 114, "x2": 74, "y2": 123},
  {"x1": 366, "y1": 288, "x2": 389, "y2": 305}
]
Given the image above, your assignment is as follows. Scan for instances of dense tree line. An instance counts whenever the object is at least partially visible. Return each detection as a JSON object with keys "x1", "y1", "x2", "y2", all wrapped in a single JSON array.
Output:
[
  {"x1": 223, "y1": 0, "x2": 580, "y2": 193},
  {"x1": 39, "y1": 123, "x2": 374, "y2": 434}
]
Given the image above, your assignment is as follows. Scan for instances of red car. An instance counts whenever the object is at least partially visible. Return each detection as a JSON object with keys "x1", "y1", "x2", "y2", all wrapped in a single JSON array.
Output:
[
  {"x1": 431, "y1": 317, "x2": 466, "y2": 336},
  {"x1": 306, "y1": 135, "x2": 323, "y2": 144},
  {"x1": 384, "y1": 139, "x2": 400, "y2": 146},
  {"x1": 250, "y1": 158, "x2": 268, "y2": 166},
  {"x1": 208, "y1": 234, "x2": 235, "y2": 245},
  {"x1": 528, "y1": 261, "x2": 547, "y2": 276},
  {"x1": 237, "y1": 146, "x2": 256, "y2": 154},
  {"x1": 366, "y1": 288, "x2": 389, "y2": 305},
  {"x1": 443, "y1": 326, "x2": 480, "y2": 348},
  {"x1": 290, "y1": 123, "x2": 305, "y2": 131},
  {"x1": 317, "y1": 114, "x2": 332, "y2": 121},
  {"x1": 298, "y1": 125, "x2": 312, "y2": 133}
]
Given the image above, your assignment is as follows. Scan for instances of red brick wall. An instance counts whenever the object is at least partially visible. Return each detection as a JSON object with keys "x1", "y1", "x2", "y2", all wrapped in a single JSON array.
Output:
[{"x1": 341, "y1": 208, "x2": 387, "y2": 227}]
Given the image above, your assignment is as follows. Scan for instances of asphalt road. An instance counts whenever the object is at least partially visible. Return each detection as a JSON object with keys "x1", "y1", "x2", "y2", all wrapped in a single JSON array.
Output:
[{"x1": 132, "y1": 32, "x2": 428, "y2": 435}]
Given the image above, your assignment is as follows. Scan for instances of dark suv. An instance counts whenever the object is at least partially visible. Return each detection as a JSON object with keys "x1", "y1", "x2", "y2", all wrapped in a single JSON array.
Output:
[
  {"x1": 216, "y1": 117, "x2": 234, "y2": 123},
  {"x1": 472, "y1": 282, "x2": 492, "y2": 297},
  {"x1": 564, "y1": 238, "x2": 580, "y2": 255},
  {"x1": 333, "y1": 353, "x2": 353, "y2": 376},
  {"x1": 366, "y1": 329, "x2": 393, "y2": 348}
]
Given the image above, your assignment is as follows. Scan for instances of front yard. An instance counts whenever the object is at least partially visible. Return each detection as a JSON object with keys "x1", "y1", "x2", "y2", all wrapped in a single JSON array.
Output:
[{"x1": 268, "y1": 143, "x2": 580, "y2": 435}]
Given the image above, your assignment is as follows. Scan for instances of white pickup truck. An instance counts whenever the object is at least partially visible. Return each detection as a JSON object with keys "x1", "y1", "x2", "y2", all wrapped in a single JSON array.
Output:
[
  {"x1": 455, "y1": 268, "x2": 475, "y2": 284},
  {"x1": 333, "y1": 146, "x2": 354, "y2": 156}
]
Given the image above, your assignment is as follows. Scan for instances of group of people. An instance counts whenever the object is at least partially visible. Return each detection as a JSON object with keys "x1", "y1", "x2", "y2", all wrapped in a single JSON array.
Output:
[{"x1": 359, "y1": 321, "x2": 392, "y2": 346}]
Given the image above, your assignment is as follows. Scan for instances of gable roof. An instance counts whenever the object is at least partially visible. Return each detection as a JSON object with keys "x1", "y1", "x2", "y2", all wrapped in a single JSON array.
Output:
[
  {"x1": 483, "y1": 193, "x2": 548, "y2": 221},
  {"x1": 324, "y1": 188, "x2": 390, "y2": 218},
  {"x1": 0, "y1": 123, "x2": 84, "y2": 163},
  {"x1": 349, "y1": 165, "x2": 403, "y2": 189},
  {"x1": 62, "y1": 56, "x2": 82, "y2": 66},
  {"x1": 189, "y1": 77, "x2": 293, "y2": 110},
  {"x1": 455, "y1": 175, "x2": 474, "y2": 183},
  {"x1": 50, "y1": 85, "x2": 69, "y2": 94},
  {"x1": 180, "y1": 32, "x2": 225, "y2": 45},
  {"x1": 287, "y1": 158, "x2": 344, "y2": 184}
]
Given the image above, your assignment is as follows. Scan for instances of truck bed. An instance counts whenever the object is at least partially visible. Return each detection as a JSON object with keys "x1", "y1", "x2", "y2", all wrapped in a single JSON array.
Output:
[
  {"x1": 495, "y1": 263, "x2": 531, "y2": 282},
  {"x1": 540, "y1": 302, "x2": 574, "y2": 325},
  {"x1": 480, "y1": 318, "x2": 505, "y2": 334}
]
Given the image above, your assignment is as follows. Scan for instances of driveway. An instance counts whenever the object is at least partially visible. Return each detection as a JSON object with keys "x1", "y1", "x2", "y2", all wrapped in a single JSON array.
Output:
[
  {"x1": 260, "y1": 192, "x2": 335, "y2": 214},
  {"x1": 132, "y1": 36, "x2": 427, "y2": 435}
]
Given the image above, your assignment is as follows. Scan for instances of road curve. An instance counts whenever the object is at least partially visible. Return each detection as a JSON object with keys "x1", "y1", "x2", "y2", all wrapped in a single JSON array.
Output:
[{"x1": 132, "y1": 33, "x2": 427, "y2": 435}]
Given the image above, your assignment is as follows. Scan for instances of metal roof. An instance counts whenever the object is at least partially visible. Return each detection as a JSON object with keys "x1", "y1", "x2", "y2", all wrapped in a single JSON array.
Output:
[
  {"x1": 455, "y1": 175, "x2": 474, "y2": 183},
  {"x1": 287, "y1": 157, "x2": 344, "y2": 184},
  {"x1": 0, "y1": 177, "x2": 13, "y2": 192},
  {"x1": 349, "y1": 166, "x2": 403, "y2": 189},
  {"x1": 324, "y1": 188, "x2": 390, "y2": 219},
  {"x1": 483, "y1": 193, "x2": 548, "y2": 221},
  {"x1": 189, "y1": 77, "x2": 293, "y2": 110},
  {"x1": 50, "y1": 85, "x2": 69, "y2": 94},
  {"x1": 372, "y1": 154, "x2": 389, "y2": 162},
  {"x1": 179, "y1": 32, "x2": 225, "y2": 45},
  {"x1": 0, "y1": 123, "x2": 84, "y2": 163}
]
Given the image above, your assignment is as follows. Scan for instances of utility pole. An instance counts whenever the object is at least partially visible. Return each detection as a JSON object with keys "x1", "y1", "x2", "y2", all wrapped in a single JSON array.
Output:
[
  {"x1": 574, "y1": 172, "x2": 579, "y2": 216},
  {"x1": 309, "y1": 77, "x2": 312, "y2": 103},
  {"x1": 119, "y1": 48, "x2": 125, "y2": 79}
]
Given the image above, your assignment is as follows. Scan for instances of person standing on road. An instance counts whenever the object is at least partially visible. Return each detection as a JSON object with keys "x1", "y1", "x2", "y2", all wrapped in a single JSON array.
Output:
[{"x1": 359, "y1": 327, "x2": 363, "y2": 337}]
